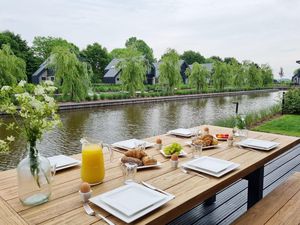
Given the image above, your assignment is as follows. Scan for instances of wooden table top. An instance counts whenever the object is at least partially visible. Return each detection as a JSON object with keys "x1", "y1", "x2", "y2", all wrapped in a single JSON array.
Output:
[{"x1": 0, "y1": 125, "x2": 299, "y2": 225}]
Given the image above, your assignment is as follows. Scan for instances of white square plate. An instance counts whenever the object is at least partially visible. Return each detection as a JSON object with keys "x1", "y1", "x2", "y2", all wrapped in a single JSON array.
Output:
[
  {"x1": 47, "y1": 155, "x2": 81, "y2": 171},
  {"x1": 167, "y1": 128, "x2": 193, "y2": 137},
  {"x1": 182, "y1": 156, "x2": 240, "y2": 177},
  {"x1": 237, "y1": 138, "x2": 279, "y2": 151},
  {"x1": 112, "y1": 139, "x2": 154, "y2": 150},
  {"x1": 89, "y1": 183, "x2": 174, "y2": 223},
  {"x1": 188, "y1": 156, "x2": 233, "y2": 173},
  {"x1": 160, "y1": 150, "x2": 187, "y2": 157}
]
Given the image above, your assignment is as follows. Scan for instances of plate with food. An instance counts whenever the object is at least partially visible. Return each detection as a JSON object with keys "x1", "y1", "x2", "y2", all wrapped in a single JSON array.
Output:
[
  {"x1": 215, "y1": 134, "x2": 230, "y2": 141},
  {"x1": 185, "y1": 134, "x2": 220, "y2": 149},
  {"x1": 160, "y1": 143, "x2": 187, "y2": 157},
  {"x1": 120, "y1": 149, "x2": 161, "y2": 169},
  {"x1": 112, "y1": 139, "x2": 154, "y2": 150}
]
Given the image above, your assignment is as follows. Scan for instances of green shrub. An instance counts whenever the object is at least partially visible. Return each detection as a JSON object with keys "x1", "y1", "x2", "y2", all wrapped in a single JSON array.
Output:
[
  {"x1": 93, "y1": 93, "x2": 98, "y2": 100},
  {"x1": 86, "y1": 95, "x2": 93, "y2": 101},
  {"x1": 283, "y1": 88, "x2": 300, "y2": 114}
]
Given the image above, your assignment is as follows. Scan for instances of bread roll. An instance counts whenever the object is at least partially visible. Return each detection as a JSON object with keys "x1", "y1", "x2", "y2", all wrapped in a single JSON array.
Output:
[
  {"x1": 142, "y1": 156, "x2": 157, "y2": 166},
  {"x1": 121, "y1": 156, "x2": 143, "y2": 166},
  {"x1": 124, "y1": 149, "x2": 147, "y2": 159}
]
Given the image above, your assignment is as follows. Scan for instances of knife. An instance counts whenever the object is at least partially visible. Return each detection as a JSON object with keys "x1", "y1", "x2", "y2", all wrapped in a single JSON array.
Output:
[{"x1": 141, "y1": 182, "x2": 174, "y2": 198}]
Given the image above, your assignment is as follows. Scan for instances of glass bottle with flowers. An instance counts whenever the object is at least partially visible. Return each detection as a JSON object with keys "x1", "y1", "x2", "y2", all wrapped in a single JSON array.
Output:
[{"x1": 0, "y1": 80, "x2": 61, "y2": 206}]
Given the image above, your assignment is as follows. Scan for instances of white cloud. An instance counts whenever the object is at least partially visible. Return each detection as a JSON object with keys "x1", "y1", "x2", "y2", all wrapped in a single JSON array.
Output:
[{"x1": 0, "y1": 0, "x2": 299, "y2": 78}]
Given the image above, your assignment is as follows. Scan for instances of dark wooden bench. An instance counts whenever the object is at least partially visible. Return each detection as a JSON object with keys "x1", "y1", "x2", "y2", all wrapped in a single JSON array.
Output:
[{"x1": 232, "y1": 172, "x2": 300, "y2": 225}]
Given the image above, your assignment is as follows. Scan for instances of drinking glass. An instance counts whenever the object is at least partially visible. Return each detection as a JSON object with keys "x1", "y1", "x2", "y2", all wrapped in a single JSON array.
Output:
[
  {"x1": 121, "y1": 162, "x2": 137, "y2": 184},
  {"x1": 192, "y1": 143, "x2": 203, "y2": 158}
]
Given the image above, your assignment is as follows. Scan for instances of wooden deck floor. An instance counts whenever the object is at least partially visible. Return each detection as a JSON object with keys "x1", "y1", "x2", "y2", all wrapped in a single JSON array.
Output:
[{"x1": 169, "y1": 144, "x2": 300, "y2": 225}]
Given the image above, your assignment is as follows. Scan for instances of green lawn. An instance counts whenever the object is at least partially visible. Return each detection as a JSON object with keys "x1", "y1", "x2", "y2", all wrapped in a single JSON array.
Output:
[{"x1": 253, "y1": 115, "x2": 300, "y2": 137}]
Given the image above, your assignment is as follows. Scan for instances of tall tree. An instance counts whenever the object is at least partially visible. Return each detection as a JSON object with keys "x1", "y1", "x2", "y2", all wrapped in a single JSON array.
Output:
[
  {"x1": 0, "y1": 31, "x2": 38, "y2": 81},
  {"x1": 180, "y1": 50, "x2": 206, "y2": 65},
  {"x1": 224, "y1": 57, "x2": 240, "y2": 65},
  {"x1": 0, "y1": 44, "x2": 26, "y2": 86},
  {"x1": 125, "y1": 37, "x2": 154, "y2": 63},
  {"x1": 159, "y1": 49, "x2": 182, "y2": 94},
  {"x1": 189, "y1": 62, "x2": 209, "y2": 92},
  {"x1": 208, "y1": 56, "x2": 223, "y2": 63},
  {"x1": 49, "y1": 46, "x2": 91, "y2": 102},
  {"x1": 32, "y1": 36, "x2": 79, "y2": 63},
  {"x1": 244, "y1": 61, "x2": 262, "y2": 88},
  {"x1": 230, "y1": 61, "x2": 246, "y2": 87},
  {"x1": 212, "y1": 61, "x2": 228, "y2": 91},
  {"x1": 81, "y1": 43, "x2": 111, "y2": 83},
  {"x1": 117, "y1": 48, "x2": 147, "y2": 97},
  {"x1": 110, "y1": 48, "x2": 128, "y2": 58},
  {"x1": 261, "y1": 64, "x2": 273, "y2": 86}
]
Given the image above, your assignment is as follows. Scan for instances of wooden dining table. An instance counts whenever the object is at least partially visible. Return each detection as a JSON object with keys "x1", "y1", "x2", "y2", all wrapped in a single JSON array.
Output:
[{"x1": 0, "y1": 125, "x2": 299, "y2": 225}]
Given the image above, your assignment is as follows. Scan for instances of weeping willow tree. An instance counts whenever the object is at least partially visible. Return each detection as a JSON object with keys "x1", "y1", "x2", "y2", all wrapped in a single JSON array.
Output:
[
  {"x1": 242, "y1": 61, "x2": 262, "y2": 88},
  {"x1": 0, "y1": 44, "x2": 26, "y2": 86},
  {"x1": 159, "y1": 49, "x2": 182, "y2": 94},
  {"x1": 117, "y1": 48, "x2": 147, "y2": 97},
  {"x1": 212, "y1": 61, "x2": 228, "y2": 91},
  {"x1": 49, "y1": 46, "x2": 91, "y2": 102},
  {"x1": 189, "y1": 62, "x2": 209, "y2": 92}
]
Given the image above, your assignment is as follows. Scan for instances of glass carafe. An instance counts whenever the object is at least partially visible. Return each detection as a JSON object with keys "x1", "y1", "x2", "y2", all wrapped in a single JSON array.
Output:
[
  {"x1": 80, "y1": 138, "x2": 113, "y2": 185},
  {"x1": 17, "y1": 151, "x2": 55, "y2": 206}
]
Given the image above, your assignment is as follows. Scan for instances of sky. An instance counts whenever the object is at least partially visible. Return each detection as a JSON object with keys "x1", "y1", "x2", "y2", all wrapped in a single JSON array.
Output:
[{"x1": 1, "y1": 0, "x2": 299, "y2": 78}]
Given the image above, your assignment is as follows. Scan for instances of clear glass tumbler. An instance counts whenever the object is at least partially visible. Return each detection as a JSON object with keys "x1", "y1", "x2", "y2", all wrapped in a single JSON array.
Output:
[
  {"x1": 192, "y1": 143, "x2": 203, "y2": 158},
  {"x1": 121, "y1": 162, "x2": 137, "y2": 184}
]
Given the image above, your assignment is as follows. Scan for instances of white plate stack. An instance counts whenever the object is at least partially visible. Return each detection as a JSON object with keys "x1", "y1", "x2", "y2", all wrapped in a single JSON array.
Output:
[{"x1": 182, "y1": 156, "x2": 240, "y2": 177}]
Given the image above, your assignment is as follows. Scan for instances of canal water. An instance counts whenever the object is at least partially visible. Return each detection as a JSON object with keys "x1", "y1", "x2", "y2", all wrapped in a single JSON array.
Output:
[{"x1": 0, "y1": 91, "x2": 282, "y2": 170}]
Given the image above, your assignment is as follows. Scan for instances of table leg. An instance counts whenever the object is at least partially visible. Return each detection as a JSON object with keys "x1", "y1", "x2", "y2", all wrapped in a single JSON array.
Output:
[
  {"x1": 204, "y1": 195, "x2": 216, "y2": 205},
  {"x1": 245, "y1": 166, "x2": 264, "y2": 209}
]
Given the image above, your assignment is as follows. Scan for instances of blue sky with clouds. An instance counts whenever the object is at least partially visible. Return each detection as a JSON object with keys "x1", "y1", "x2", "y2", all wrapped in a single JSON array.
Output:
[{"x1": 1, "y1": 0, "x2": 299, "y2": 78}]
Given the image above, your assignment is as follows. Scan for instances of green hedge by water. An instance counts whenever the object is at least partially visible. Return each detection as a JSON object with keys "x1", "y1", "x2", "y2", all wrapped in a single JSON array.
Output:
[{"x1": 283, "y1": 88, "x2": 300, "y2": 114}]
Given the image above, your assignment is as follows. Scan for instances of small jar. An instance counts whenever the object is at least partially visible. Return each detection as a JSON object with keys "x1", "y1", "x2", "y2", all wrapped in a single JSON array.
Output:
[{"x1": 170, "y1": 159, "x2": 179, "y2": 168}]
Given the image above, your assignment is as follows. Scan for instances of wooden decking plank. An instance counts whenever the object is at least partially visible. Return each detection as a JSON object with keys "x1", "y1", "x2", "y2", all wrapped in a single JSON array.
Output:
[
  {"x1": 232, "y1": 172, "x2": 300, "y2": 225},
  {"x1": 265, "y1": 187, "x2": 300, "y2": 225}
]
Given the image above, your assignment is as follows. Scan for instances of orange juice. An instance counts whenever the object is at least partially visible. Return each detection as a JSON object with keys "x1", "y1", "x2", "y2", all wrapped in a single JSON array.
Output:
[{"x1": 81, "y1": 143, "x2": 105, "y2": 185}]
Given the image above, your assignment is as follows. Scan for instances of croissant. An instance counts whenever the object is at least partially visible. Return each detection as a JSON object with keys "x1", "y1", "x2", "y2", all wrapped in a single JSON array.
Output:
[
  {"x1": 124, "y1": 149, "x2": 147, "y2": 159},
  {"x1": 142, "y1": 156, "x2": 157, "y2": 166},
  {"x1": 121, "y1": 156, "x2": 143, "y2": 166}
]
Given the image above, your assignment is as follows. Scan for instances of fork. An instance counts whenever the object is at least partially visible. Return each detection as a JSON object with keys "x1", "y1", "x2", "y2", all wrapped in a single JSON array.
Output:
[
  {"x1": 181, "y1": 167, "x2": 208, "y2": 179},
  {"x1": 83, "y1": 203, "x2": 115, "y2": 225}
]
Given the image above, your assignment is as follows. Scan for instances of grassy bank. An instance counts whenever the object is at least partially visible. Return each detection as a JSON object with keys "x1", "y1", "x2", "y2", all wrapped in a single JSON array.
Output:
[
  {"x1": 214, "y1": 104, "x2": 281, "y2": 128},
  {"x1": 253, "y1": 115, "x2": 300, "y2": 137}
]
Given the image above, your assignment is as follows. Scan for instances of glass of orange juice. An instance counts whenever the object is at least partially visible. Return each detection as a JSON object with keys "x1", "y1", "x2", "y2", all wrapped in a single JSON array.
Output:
[{"x1": 80, "y1": 138, "x2": 113, "y2": 185}]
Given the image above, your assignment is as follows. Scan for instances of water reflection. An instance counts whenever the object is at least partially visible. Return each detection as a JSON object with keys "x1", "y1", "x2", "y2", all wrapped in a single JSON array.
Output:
[{"x1": 0, "y1": 91, "x2": 281, "y2": 170}]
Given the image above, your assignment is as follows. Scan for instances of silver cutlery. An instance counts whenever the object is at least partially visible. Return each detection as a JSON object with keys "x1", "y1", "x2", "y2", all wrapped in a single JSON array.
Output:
[
  {"x1": 83, "y1": 203, "x2": 115, "y2": 225},
  {"x1": 181, "y1": 167, "x2": 208, "y2": 179},
  {"x1": 141, "y1": 181, "x2": 174, "y2": 198}
]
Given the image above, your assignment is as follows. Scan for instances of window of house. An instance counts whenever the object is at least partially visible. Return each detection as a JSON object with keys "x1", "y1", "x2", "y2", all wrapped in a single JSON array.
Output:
[{"x1": 41, "y1": 77, "x2": 46, "y2": 81}]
